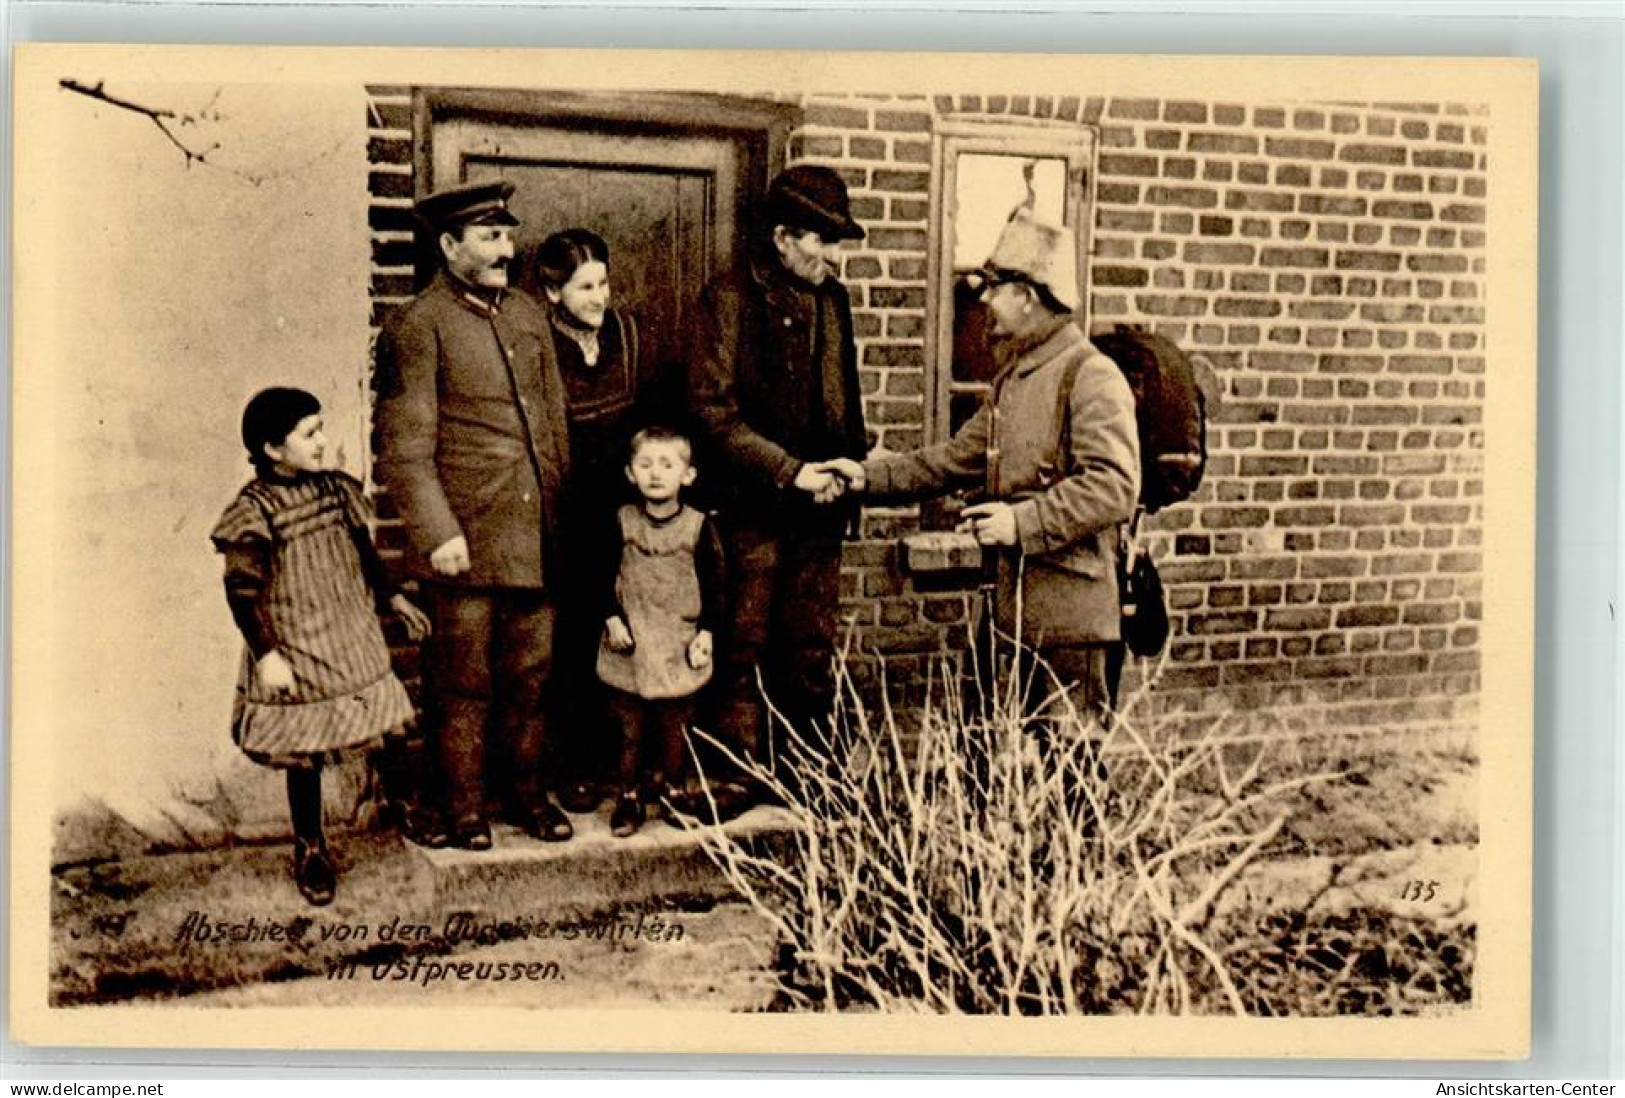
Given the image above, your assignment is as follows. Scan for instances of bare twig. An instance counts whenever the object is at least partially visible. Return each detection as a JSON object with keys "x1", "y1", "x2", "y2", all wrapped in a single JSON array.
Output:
[{"x1": 59, "y1": 77, "x2": 348, "y2": 187}]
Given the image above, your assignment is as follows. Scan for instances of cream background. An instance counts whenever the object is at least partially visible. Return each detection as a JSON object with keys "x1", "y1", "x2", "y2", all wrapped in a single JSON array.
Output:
[{"x1": 9, "y1": 44, "x2": 1538, "y2": 1060}]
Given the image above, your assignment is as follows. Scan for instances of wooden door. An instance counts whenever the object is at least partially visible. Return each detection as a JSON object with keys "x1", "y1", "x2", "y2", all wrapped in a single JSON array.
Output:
[{"x1": 422, "y1": 91, "x2": 793, "y2": 403}]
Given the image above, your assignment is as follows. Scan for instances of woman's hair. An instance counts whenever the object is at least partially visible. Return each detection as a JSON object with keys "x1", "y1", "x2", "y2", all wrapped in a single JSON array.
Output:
[
  {"x1": 242, "y1": 387, "x2": 321, "y2": 471},
  {"x1": 535, "y1": 228, "x2": 610, "y2": 291}
]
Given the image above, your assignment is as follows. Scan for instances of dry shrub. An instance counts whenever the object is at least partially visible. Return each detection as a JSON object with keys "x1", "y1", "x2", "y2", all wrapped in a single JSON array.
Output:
[{"x1": 685, "y1": 633, "x2": 1382, "y2": 1015}]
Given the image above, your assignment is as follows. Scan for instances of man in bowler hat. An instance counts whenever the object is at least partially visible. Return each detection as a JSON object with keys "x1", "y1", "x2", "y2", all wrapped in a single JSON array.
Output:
[
  {"x1": 687, "y1": 165, "x2": 871, "y2": 811},
  {"x1": 373, "y1": 180, "x2": 576, "y2": 848}
]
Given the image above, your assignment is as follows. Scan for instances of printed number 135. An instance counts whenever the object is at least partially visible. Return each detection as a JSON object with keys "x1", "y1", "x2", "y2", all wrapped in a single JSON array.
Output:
[{"x1": 1399, "y1": 879, "x2": 1440, "y2": 902}]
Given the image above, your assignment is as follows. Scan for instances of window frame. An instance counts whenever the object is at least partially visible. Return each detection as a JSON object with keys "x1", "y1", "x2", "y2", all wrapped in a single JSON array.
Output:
[{"x1": 925, "y1": 118, "x2": 1099, "y2": 444}]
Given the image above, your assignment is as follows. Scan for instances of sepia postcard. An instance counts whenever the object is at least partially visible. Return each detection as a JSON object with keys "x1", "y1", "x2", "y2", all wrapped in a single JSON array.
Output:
[{"x1": 8, "y1": 44, "x2": 1537, "y2": 1059}]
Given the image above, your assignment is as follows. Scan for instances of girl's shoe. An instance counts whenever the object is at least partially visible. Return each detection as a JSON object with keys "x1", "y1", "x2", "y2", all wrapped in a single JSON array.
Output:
[
  {"x1": 293, "y1": 839, "x2": 337, "y2": 906},
  {"x1": 609, "y1": 792, "x2": 645, "y2": 838}
]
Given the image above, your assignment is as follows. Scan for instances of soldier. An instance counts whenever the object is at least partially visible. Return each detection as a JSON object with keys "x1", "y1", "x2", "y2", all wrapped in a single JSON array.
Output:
[{"x1": 831, "y1": 210, "x2": 1140, "y2": 722}]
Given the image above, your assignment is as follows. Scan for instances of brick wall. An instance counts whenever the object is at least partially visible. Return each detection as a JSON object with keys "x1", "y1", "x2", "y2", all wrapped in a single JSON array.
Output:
[{"x1": 365, "y1": 87, "x2": 1485, "y2": 731}]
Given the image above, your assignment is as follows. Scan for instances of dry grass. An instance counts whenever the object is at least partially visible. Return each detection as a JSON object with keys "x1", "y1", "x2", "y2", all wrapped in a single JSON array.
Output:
[{"x1": 685, "y1": 634, "x2": 1473, "y2": 1016}]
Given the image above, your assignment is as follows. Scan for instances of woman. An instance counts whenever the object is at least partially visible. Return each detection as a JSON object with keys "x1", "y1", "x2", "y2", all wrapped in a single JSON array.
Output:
[{"x1": 535, "y1": 228, "x2": 670, "y2": 814}]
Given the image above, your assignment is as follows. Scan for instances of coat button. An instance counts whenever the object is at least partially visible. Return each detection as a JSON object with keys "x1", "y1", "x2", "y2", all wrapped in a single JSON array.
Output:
[
  {"x1": 782, "y1": 318, "x2": 793, "y2": 327},
  {"x1": 522, "y1": 492, "x2": 532, "y2": 503}
]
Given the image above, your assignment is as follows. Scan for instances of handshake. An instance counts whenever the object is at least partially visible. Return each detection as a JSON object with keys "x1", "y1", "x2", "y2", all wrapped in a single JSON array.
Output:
[{"x1": 792, "y1": 457, "x2": 867, "y2": 504}]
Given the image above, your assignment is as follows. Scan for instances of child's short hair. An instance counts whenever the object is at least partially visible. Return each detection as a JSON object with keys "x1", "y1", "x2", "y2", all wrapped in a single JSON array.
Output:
[
  {"x1": 627, "y1": 424, "x2": 693, "y2": 464},
  {"x1": 242, "y1": 387, "x2": 321, "y2": 471}
]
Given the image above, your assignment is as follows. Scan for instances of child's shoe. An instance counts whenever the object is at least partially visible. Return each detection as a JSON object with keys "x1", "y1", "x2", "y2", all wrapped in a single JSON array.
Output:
[
  {"x1": 560, "y1": 780, "x2": 603, "y2": 814},
  {"x1": 293, "y1": 838, "x2": 337, "y2": 906},
  {"x1": 654, "y1": 783, "x2": 698, "y2": 827},
  {"x1": 609, "y1": 792, "x2": 645, "y2": 838},
  {"x1": 447, "y1": 815, "x2": 494, "y2": 851}
]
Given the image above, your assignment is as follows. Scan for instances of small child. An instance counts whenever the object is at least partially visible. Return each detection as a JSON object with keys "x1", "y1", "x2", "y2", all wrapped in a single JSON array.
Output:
[
  {"x1": 210, "y1": 387, "x2": 430, "y2": 905},
  {"x1": 596, "y1": 426, "x2": 726, "y2": 836}
]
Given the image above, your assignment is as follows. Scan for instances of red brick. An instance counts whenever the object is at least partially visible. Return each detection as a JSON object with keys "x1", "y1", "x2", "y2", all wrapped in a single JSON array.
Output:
[
  {"x1": 1266, "y1": 608, "x2": 1333, "y2": 631},
  {"x1": 1187, "y1": 611, "x2": 1260, "y2": 636},
  {"x1": 1215, "y1": 297, "x2": 1279, "y2": 318},
  {"x1": 1134, "y1": 294, "x2": 1209, "y2": 317},
  {"x1": 1102, "y1": 154, "x2": 1159, "y2": 178},
  {"x1": 1095, "y1": 266, "x2": 1149, "y2": 287},
  {"x1": 1100, "y1": 209, "x2": 1156, "y2": 232},
  {"x1": 1276, "y1": 165, "x2": 1313, "y2": 187},
  {"x1": 1414, "y1": 149, "x2": 1475, "y2": 170},
  {"x1": 1147, "y1": 185, "x2": 1220, "y2": 209},
  {"x1": 886, "y1": 256, "x2": 927, "y2": 281},
  {"x1": 807, "y1": 103, "x2": 871, "y2": 129},
  {"x1": 1302, "y1": 556, "x2": 1366, "y2": 579},
  {"x1": 1228, "y1": 190, "x2": 1296, "y2": 213},
  {"x1": 870, "y1": 286, "x2": 926, "y2": 309},
  {"x1": 1105, "y1": 98, "x2": 1157, "y2": 119},
  {"x1": 1336, "y1": 250, "x2": 1403, "y2": 272},
  {"x1": 1341, "y1": 143, "x2": 1408, "y2": 165},
  {"x1": 1260, "y1": 246, "x2": 1330, "y2": 268},
  {"x1": 1365, "y1": 654, "x2": 1430, "y2": 677},
  {"x1": 1300, "y1": 195, "x2": 1369, "y2": 217},
  {"x1": 1276, "y1": 505, "x2": 1337, "y2": 526},
  {"x1": 1390, "y1": 355, "x2": 1453, "y2": 375},
  {"x1": 872, "y1": 169, "x2": 929, "y2": 194},
  {"x1": 875, "y1": 109, "x2": 930, "y2": 133},
  {"x1": 1298, "y1": 656, "x2": 1365, "y2": 679},
  {"x1": 1265, "y1": 136, "x2": 1336, "y2": 160}
]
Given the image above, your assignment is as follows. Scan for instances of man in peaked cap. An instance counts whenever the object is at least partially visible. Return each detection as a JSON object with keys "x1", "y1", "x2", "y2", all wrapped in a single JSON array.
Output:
[
  {"x1": 832, "y1": 208, "x2": 1140, "y2": 723},
  {"x1": 686, "y1": 164, "x2": 872, "y2": 814},
  {"x1": 372, "y1": 179, "x2": 577, "y2": 849}
]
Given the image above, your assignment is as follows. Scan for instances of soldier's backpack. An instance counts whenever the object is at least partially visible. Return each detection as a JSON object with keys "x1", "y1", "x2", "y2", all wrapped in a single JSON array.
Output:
[
  {"x1": 1088, "y1": 325, "x2": 1208, "y2": 514},
  {"x1": 1046, "y1": 326, "x2": 1209, "y2": 658}
]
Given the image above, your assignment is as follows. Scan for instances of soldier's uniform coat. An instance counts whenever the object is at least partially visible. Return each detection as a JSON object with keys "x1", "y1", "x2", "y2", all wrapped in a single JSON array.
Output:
[{"x1": 865, "y1": 321, "x2": 1140, "y2": 647}]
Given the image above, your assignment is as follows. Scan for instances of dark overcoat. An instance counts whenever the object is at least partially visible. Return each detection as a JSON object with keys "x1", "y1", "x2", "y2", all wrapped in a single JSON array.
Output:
[
  {"x1": 687, "y1": 247, "x2": 868, "y2": 534},
  {"x1": 865, "y1": 322, "x2": 1140, "y2": 645},
  {"x1": 372, "y1": 273, "x2": 572, "y2": 590}
]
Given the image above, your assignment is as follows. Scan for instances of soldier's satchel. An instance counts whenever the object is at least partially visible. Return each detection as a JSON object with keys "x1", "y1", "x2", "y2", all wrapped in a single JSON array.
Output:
[{"x1": 1116, "y1": 512, "x2": 1170, "y2": 658}]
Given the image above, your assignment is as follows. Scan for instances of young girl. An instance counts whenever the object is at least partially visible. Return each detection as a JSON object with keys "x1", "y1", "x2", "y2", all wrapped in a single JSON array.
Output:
[
  {"x1": 211, "y1": 387, "x2": 430, "y2": 905},
  {"x1": 596, "y1": 426, "x2": 726, "y2": 836}
]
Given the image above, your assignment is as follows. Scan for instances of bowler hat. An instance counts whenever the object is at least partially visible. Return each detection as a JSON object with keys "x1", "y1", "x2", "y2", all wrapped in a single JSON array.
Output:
[
  {"x1": 415, "y1": 180, "x2": 520, "y2": 233},
  {"x1": 983, "y1": 209, "x2": 1079, "y2": 313},
  {"x1": 764, "y1": 165, "x2": 866, "y2": 242}
]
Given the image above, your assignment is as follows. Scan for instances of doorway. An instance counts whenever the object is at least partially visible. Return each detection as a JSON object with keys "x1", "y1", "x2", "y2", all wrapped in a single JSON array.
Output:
[{"x1": 417, "y1": 89, "x2": 796, "y2": 393}]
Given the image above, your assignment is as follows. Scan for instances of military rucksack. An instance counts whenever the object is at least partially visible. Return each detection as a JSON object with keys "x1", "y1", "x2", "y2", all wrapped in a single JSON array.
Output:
[{"x1": 1089, "y1": 325, "x2": 1208, "y2": 514}]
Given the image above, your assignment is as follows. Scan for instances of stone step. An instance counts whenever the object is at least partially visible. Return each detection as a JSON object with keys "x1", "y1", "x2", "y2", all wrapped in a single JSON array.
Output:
[{"x1": 412, "y1": 805, "x2": 800, "y2": 915}]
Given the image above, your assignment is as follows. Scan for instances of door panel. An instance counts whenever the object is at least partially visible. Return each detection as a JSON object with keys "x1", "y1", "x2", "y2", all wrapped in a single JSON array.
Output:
[{"x1": 431, "y1": 117, "x2": 750, "y2": 393}]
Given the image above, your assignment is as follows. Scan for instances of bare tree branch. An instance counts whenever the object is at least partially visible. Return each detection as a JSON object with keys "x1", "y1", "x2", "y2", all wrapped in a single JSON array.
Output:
[
  {"x1": 60, "y1": 78, "x2": 221, "y2": 168},
  {"x1": 59, "y1": 78, "x2": 347, "y2": 187}
]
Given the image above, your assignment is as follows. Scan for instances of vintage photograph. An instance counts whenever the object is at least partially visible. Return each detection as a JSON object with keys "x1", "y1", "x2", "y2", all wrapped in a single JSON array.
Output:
[{"x1": 8, "y1": 45, "x2": 1536, "y2": 1058}]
